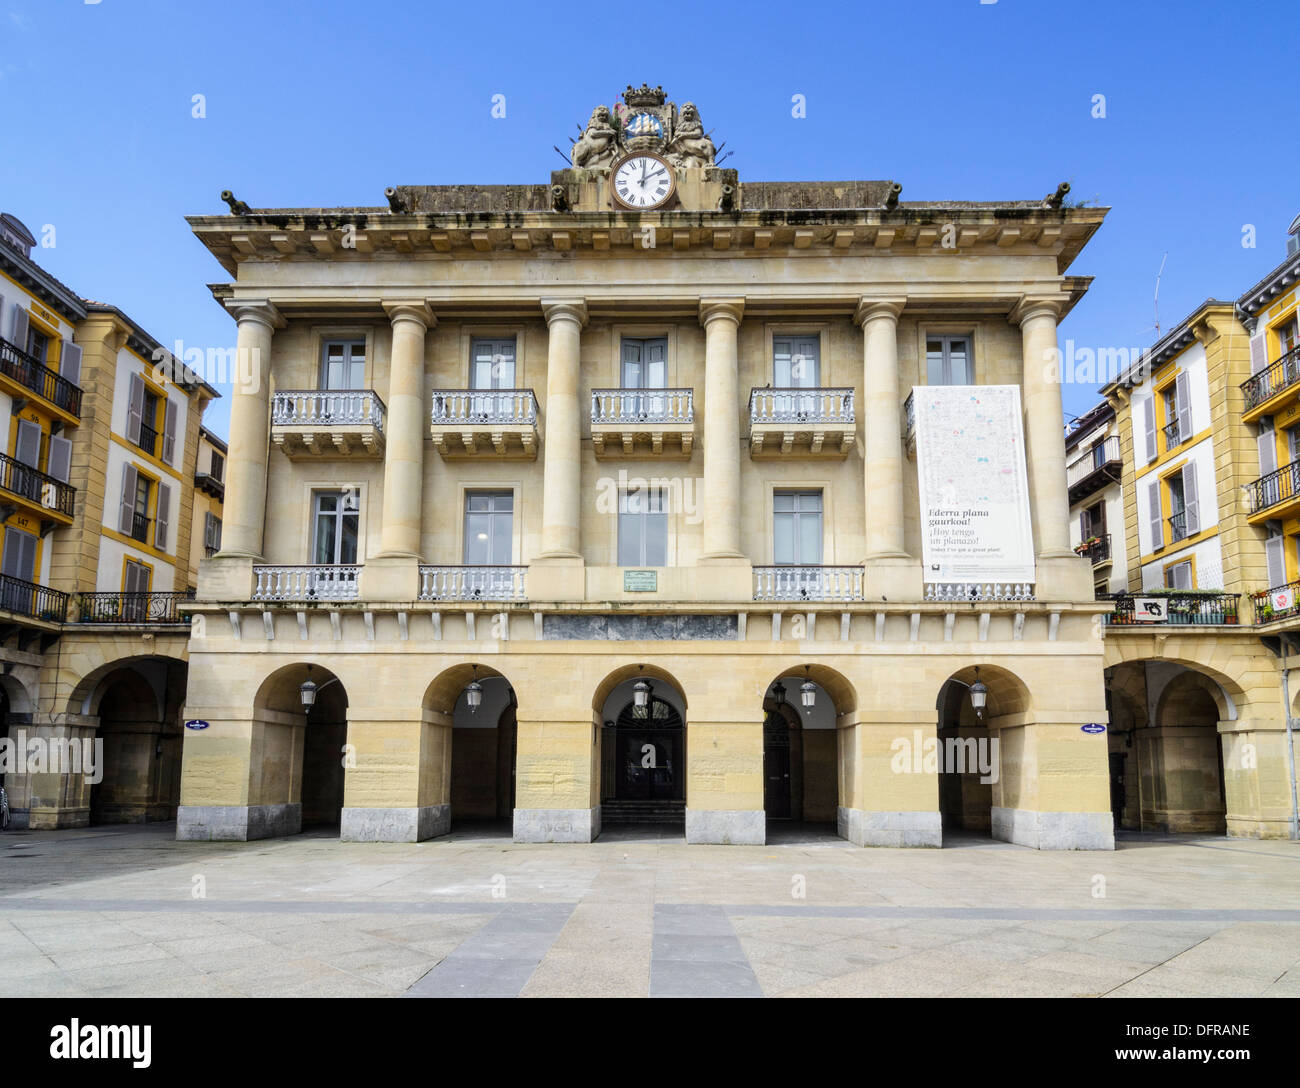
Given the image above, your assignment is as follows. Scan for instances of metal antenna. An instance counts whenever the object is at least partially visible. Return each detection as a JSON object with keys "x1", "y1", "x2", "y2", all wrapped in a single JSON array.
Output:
[{"x1": 1153, "y1": 252, "x2": 1168, "y2": 338}]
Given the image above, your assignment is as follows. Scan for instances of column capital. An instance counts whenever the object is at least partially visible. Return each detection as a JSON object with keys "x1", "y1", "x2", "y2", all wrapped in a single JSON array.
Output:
[
  {"x1": 1009, "y1": 295, "x2": 1064, "y2": 326},
  {"x1": 854, "y1": 296, "x2": 906, "y2": 325},
  {"x1": 540, "y1": 298, "x2": 588, "y2": 327},
  {"x1": 382, "y1": 300, "x2": 435, "y2": 329},
  {"x1": 698, "y1": 298, "x2": 745, "y2": 327},
  {"x1": 224, "y1": 298, "x2": 285, "y2": 331}
]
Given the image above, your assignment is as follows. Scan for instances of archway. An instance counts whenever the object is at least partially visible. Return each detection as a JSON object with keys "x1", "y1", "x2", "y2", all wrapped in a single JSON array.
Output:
[
  {"x1": 424, "y1": 664, "x2": 516, "y2": 837},
  {"x1": 594, "y1": 667, "x2": 688, "y2": 831},
  {"x1": 935, "y1": 665, "x2": 1031, "y2": 845},
  {"x1": 252, "y1": 663, "x2": 349, "y2": 835}
]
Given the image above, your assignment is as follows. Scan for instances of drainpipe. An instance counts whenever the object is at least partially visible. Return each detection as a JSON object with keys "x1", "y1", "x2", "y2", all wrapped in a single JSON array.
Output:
[{"x1": 1280, "y1": 635, "x2": 1300, "y2": 841}]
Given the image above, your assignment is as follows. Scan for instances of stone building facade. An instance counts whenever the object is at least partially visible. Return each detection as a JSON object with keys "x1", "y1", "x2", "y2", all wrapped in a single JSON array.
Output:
[{"x1": 178, "y1": 87, "x2": 1122, "y2": 849}]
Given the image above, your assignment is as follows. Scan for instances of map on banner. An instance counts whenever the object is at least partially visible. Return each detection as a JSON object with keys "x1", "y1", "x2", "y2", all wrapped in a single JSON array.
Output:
[{"x1": 913, "y1": 385, "x2": 1035, "y2": 584}]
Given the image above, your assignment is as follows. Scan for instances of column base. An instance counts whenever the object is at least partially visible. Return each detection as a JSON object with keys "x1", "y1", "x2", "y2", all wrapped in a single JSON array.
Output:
[
  {"x1": 991, "y1": 807, "x2": 1115, "y2": 850},
  {"x1": 340, "y1": 804, "x2": 450, "y2": 842},
  {"x1": 527, "y1": 556, "x2": 586, "y2": 602},
  {"x1": 1032, "y1": 555, "x2": 1096, "y2": 603},
  {"x1": 359, "y1": 555, "x2": 420, "y2": 602},
  {"x1": 176, "y1": 803, "x2": 301, "y2": 841},
  {"x1": 838, "y1": 806, "x2": 942, "y2": 847},
  {"x1": 685, "y1": 808, "x2": 765, "y2": 845},
  {"x1": 513, "y1": 806, "x2": 600, "y2": 843},
  {"x1": 863, "y1": 557, "x2": 922, "y2": 602},
  {"x1": 196, "y1": 556, "x2": 256, "y2": 602}
]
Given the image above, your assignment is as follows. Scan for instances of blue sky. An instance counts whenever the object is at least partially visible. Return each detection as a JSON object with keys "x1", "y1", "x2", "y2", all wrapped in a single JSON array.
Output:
[{"x1": 1, "y1": 0, "x2": 1296, "y2": 438}]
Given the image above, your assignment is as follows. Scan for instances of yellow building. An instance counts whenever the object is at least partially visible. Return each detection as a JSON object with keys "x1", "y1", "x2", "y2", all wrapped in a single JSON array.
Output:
[
  {"x1": 1099, "y1": 216, "x2": 1300, "y2": 839},
  {"x1": 189, "y1": 426, "x2": 225, "y2": 581},
  {"x1": 0, "y1": 210, "x2": 219, "y2": 828},
  {"x1": 170, "y1": 86, "x2": 1140, "y2": 850}
]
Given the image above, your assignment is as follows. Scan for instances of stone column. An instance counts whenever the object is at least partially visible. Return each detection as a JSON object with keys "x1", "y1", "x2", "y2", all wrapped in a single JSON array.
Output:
[
  {"x1": 378, "y1": 301, "x2": 434, "y2": 558},
  {"x1": 218, "y1": 300, "x2": 282, "y2": 559},
  {"x1": 538, "y1": 300, "x2": 587, "y2": 560},
  {"x1": 1012, "y1": 298, "x2": 1072, "y2": 559},
  {"x1": 855, "y1": 298, "x2": 908, "y2": 560},
  {"x1": 698, "y1": 299, "x2": 745, "y2": 561}
]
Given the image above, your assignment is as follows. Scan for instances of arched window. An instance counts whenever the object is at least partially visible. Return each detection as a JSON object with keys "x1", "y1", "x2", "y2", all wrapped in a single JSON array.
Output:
[{"x1": 615, "y1": 696, "x2": 683, "y2": 729}]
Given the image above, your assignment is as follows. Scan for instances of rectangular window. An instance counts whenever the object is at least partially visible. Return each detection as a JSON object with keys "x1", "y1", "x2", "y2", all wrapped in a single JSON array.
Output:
[
  {"x1": 209, "y1": 451, "x2": 224, "y2": 482},
  {"x1": 1166, "y1": 473, "x2": 1187, "y2": 542},
  {"x1": 321, "y1": 340, "x2": 366, "y2": 391},
  {"x1": 138, "y1": 388, "x2": 160, "y2": 457},
  {"x1": 618, "y1": 487, "x2": 667, "y2": 567},
  {"x1": 620, "y1": 337, "x2": 667, "y2": 389},
  {"x1": 926, "y1": 336, "x2": 971, "y2": 385},
  {"x1": 463, "y1": 491, "x2": 513, "y2": 565},
  {"x1": 773, "y1": 490, "x2": 823, "y2": 565},
  {"x1": 773, "y1": 336, "x2": 820, "y2": 388},
  {"x1": 470, "y1": 338, "x2": 516, "y2": 390},
  {"x1": 123, "y1": 558, "x2": 151, "y2": 594},
  {"x1": 313, "y1": 490, "x2": 359, "y2": 565},
  {"x1": 0, "y1": 527, "x2": 38, "y2": 614},
  {"x1": 25, "y1": 327, "x2": 48, "y2": 365},
  {"x1": 131, "y1": 474, "x2": 152, "y2": 544},
  {"x1": 1164, "y1": 560, "x2": 1193, "y2": 590}
]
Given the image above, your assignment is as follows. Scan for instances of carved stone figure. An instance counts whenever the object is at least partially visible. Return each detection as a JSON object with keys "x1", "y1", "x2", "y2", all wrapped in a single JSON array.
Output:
[
  {"x1": 572, "y1": 106, "x2": 619, "y2": 169},
  {"x1": 665, "y1": 102, "x2": 715, "y2": 168}
]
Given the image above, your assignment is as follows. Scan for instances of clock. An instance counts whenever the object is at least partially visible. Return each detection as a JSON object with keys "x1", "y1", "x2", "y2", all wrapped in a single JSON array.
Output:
[{"x1": 611, "y1": 153, "x2": 676, "y2": 210}]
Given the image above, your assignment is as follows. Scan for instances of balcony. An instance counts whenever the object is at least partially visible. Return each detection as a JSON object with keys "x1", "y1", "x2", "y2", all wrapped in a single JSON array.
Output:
[
  {"x1": 0, "y1": 450, "x2": 75, "y2": 524},
  {"x1": 1167, "y1": 510, "x2": 1189, "y2": 543},
  {"x1": 1074, "y1": 533, "x2": 1113, "y2": 566},
  {"x1": 271, "y1": 390, "x2": 385, "y2": 460},
  {"x1": 194, "y1": 471, "x2": 225, "y2": 501},
  {"x1": 591, "y1": 388, "x2": 694, "y2": 459},
  {"x1": 430, "y1": 389, "x2": 538, "y2": 461},
  {"x1": 749, "y1": 388, "x2": 855, "y2": 459},
  {"x1": 1246, "y1": 459, "x2": 1300, "y2": 522},
  {"x1": 253, "y1": 565, "x2": 360, "y2": 602},
  {"x1": 1101, "y1": 591, "x2": 1239, "y2": 626},
  {"x1": 1162, "y1": 418, "x2": 1184, "y2": 451},
  {"x1": 136, "y1": 421, "x2": 160, "y2": 459},
  {"x1": 753, "y1": 565, "x2": 864, "y2": 602},
  {"x1": 924, "y1": 582, "x2": 1036, "y2": 602},
  {"x1": 75, "y1": 590, "x2": 195, "y2": 624},
  {"x1": 904, "y1": 390, "x2": 916, "y2": 459},
  {"x1": 1241, "y1": 345, "x2": 1300, "y2": 420},
  {"x1": 418, "y1": 565, "x2": 527, "y2": 601},
  {"x1": 0, "y1": 574, "x2": 69, "y2": 623},
  {"x1": 1066, "y1": 437, "x2": 1122, "y2": 504},
  {"x1": 0, "y1": 337, "x2": 82, "y2": 422},
  {"x1": 1252, "y1": 581, "x2": 1300, "y2": 624}
]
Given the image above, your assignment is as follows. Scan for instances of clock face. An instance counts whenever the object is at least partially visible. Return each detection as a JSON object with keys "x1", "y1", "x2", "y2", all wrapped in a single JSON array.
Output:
[{"x1": 612, "y1": 154, "x2": 675, "y2": 210}]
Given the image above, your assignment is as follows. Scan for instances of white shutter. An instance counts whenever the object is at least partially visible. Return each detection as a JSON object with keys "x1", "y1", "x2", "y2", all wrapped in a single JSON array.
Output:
[
  {"x1": 10, "y1": 304, "x2": 28, "y2": 348},
  {"x1": 47, "y1": 435, "x2": 71, "y2": 483},
  {"x1": 59, "y1": 340, "x2": 82, "y2": 385},
  {"x1": 162, "y1": 399, "x2": 177, "y2": 464},
  {"x1": 1174, "y1": 371, "x2": 1192, "y2": 441},
  {"x1": 118, "y1": 463, "x2": 137, "y2": 535},
  {"x1": 154, "y1": 481, "x2": 170, "y2": 551},
  {"x1": 126, "y1": 372, "x2": 144, "y2": 443},
  {"x1": 1147, "y1": 479, "x2": 1163, "y2": 550},
  {"x1": 1142, "y1": 396, "x2": 1157, "y2": 463},
  {"x1": 1249, "y1": 329, "x2": 1269, "y2": 374},
  {"x1": 1266, "y1": 535, "x2": 1286, "y2": 589},
  {"x1": 1182, "y1": 462, "x2": 1200, "y2": 536}
]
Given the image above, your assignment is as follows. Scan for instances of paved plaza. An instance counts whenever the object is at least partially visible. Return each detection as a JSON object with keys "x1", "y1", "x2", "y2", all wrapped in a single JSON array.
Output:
[{"x1": 1, "y1": 823, "x2": 1298, "y2": 998}]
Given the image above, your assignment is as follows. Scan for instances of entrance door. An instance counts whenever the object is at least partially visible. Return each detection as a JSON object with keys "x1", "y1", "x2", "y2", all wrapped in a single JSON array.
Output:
[
  {"x1": 763, "y1": 711, "x2": 791, "y2": 818},
  {"x1": 614, "y1": 696, "x2": 683, "y2": 802}
]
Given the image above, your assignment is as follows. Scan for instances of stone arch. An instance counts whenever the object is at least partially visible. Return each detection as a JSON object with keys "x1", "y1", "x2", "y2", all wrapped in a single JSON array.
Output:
[
  {"x1": 760, "y1": 667, "x2": 850, "y2": 829},
  {"x1": 595, "y1": 665, "x2": 688, "y2": 830},
  {"x1": 65, "y1": 653, "x2": 189, "y2": 721},
  {"x1": 1102, "y1": 641, "x2": 1249, "y2": 722}
]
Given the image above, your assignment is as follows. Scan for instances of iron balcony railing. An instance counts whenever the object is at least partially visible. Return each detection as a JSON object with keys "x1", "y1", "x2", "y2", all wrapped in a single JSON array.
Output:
[
  {"x1": 753, "y1": 565, "x2": 865, "y2": 602},
  {"x1": 591, "y1": 388, "x2": 693, "y2": 425},
  {"x1": 136, "y1": 420, "x2": 160, "y2": 459},
  {"x1": 417, "y1": 565, "x2": 527, "y2": 601},
  {"x1": 431, "y1": 389, "x2": 538, "y2": 426},
  {"x1": 1074, "y1": 533, "x2": 1112, "y2": 564},
  {"x1": 75, "y1": 590, "x2": 195, "y2": 624},
  {"x1": 129, "y1": 511, "x2": 151, "y2": 544},
  {"x1": 253, "y1": 565, "x2": 360, "y2": 602},
  {"x1": 1247, "y1": 458, "x2": 1300, "y2": 515},
  {"x1": 0, "y1": 337, "x2": 83, "y2": 417},
  {"x1": 904, "y1": 390, "x2": 915, "y2": 434},
  {"x1": 0, "y1": 450, "x2": 75, "y2": 517},
  {"x1": 1241, "y1": 345, "x2": 1300, "y2": 411},
  {"x1": 1066, "y1": 436, "x2": 1122, "y2": 489},
  {"x1": 1101, "y1": 591, "x2": 1240, "y2": 626},
  {"x1": 749, "y1": 387, "x2": 855, "y2": 425},
  {"x1": 272, "y1": 389, "x2": 386, "y2": 431},
  {"x1": 1162, "y1": 418, "x2": 1184, "y2": 450},
  {"x1": 1252, "y1": 580, "x2": 1300, "y2": 624},
  {"x1": 1168, "y1": 510, "x2": 1188, "y2": 542},
  {"x1": 924, "y1": 582, "x2": 1036, "y2": 602},
  {"x1": 0, "y1": 574, "x2": 69, "y2": 622}
]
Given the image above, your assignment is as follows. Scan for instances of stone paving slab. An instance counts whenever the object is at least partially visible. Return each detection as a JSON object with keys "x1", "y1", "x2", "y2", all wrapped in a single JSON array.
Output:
[{"x1": 1, "y1": 822, "x2": 1298, "y2": 998}]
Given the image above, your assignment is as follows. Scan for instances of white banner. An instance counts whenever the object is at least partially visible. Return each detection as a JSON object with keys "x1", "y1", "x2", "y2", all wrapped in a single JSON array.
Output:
[{"x1": 914, "y1": 385, "x2": 1035, "y2": 584}]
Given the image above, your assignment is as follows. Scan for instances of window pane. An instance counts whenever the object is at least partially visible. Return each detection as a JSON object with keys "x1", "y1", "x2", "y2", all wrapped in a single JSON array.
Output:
[
  {"x1": 466, "y1": 493, "x2": 492, "y2": 513},
  {"x1": 491, "y1": 508, "x2": 512, "y2": 564},
  {"x1": 773, "y1": 512, "x2": 795, "y2": 564},
  {"x1": 797, "y1": 491, "x2": 822, "y2": 513},
  {"x1": 798, "y1": 509, "x2": 822, "y2": 563},
  {"x1": 465, "y1": 512, "x2": 491, "y2": 563},
  {"x1": 948, "y1": 339, "x2": 970, "y2": 384},
  {"x1": 926, "y1": 345, "x2": 947, "y2": 386},
  {"x1": 774, "y1": 491, "x2": 796, "y2": 513},
  {"x1": 338, "y1": 512, "x2": 358, "y2": 564},
  {"x1": 644, "y1": 509, "x2": 667, "y2": 566},
  {"x1": 618, "y1": 511, "x2": 641, "y2": 566},
  {"x1": 314, "y1": 511, "x2": 334, "y2": 564}
]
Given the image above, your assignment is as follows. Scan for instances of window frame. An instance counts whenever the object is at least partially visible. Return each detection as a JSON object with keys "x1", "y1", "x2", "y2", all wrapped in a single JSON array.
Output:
[
  {"x1": 617, "y1": 486, "x2": 668, "y2": 567},
  {"x1": 925, "y1": 334, "x2": 973, "y2": 386},
  {"x1": 462, "y1": 489, "x2": 514, "y2": 566},
  {"x1": 772, "y1": 489, "x2": 824, "y2": 567},
  {"x1": 311, "y1": 489, "x2": 360, "y2": 566}
]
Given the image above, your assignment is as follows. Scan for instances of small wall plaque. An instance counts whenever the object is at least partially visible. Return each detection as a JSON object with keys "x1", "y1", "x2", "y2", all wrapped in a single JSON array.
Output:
[{"x1": 623, "y1": 570, "x2": 657, "y2": 592}]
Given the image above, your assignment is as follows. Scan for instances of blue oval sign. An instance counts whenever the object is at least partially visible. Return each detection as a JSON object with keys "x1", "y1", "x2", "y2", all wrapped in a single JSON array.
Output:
[
  {"x1": 184, "y1": 719, "x2": 210, "y2": 731},
  {"x1": 1081, "y1": 723, "x2": 1106, "y2": 734}
]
